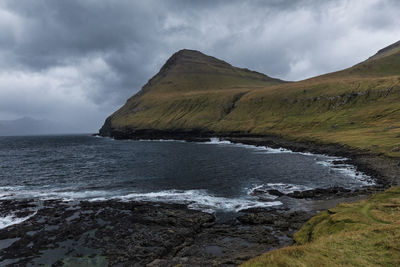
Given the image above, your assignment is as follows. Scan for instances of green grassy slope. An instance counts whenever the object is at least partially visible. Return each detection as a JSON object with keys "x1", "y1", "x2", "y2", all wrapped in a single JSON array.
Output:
[
  {"x1": 240, "y1": 187, "x2": 400, "y2": 267},
  {"x1": 100, "y1": 43, "x2": 400, "y2": 266},
  {"x1": 100, "y1": 42, "x2": 400, "y2": 156},
  {"x1": 143, "y1": 49, "x2": 285, "y2": 93},
  {"x1": 103, "y1": 49, "x2": 285, "y2": 133}
]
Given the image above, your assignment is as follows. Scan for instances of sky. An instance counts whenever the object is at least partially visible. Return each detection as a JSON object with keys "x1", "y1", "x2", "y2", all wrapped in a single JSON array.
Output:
[{"x1": 0, "y1": 0, "x2": 399, "y2": 133}]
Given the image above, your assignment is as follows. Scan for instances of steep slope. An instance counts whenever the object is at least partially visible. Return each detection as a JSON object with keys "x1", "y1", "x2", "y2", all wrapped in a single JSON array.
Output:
[
  {"x1": 139, "y1": 49, "x2": 284, "y2": 93},
  {"x1": 99, "y1": 49, "x2": 285, "y2": 136},
  {"x1": 100, "y1": 41, "x2": 400, "y2": 156}
]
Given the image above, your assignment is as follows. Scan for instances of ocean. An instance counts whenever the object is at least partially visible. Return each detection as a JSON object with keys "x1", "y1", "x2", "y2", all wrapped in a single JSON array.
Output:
[{"x1": 0, "y1": 135, "x2": 373, "y2": 216}]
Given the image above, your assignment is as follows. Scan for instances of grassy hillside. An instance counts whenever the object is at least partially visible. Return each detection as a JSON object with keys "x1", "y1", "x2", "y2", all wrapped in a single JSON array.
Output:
[
  {"x1": 131, "y1": 49, "x2": 285, "y2": 95},
  {"x1": 100, "y1": 43, "x2": 400, "y2": 266},
  {"x1": 100, "y1": 42, "x2": 400, "y2": 156},
  {"x1": 240, "y1": 187, "x2": 400, "y2": 267}
]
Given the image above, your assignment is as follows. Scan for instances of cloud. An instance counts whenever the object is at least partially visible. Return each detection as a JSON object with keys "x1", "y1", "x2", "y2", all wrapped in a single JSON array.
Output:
[
  {"x1": 0, "y1": 58, "x2": 109, "y2": 130},
  {"x1": 0, "y1": 0, "x2": 399, "y2": 131}
]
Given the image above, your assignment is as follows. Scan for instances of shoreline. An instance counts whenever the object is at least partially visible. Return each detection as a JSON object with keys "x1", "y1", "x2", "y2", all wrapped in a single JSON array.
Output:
[
  {"x1": 0, "y1": 193, "x2": 372, "y2": 266},
  {"x1": 1, "y1": 132, "x2": 398, "y2": 266},
  {"x1": 99, "y1": 129, "x2": 399, "y2": 188},
  {"x1": 0, "y1": 197, "x2": 317, "y2": 266}
]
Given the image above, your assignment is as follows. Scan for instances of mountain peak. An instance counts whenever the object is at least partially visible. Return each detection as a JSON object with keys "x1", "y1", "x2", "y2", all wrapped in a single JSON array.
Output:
[
  {"x1": 133, "y1": 49, "x2": 286, "y2": 95},
  {"x1": 174, "y1": 49, "x2": 206, "y2": 56},
  {"x1": 159, "y1": 49, "x2": 232, "y2": 74}
]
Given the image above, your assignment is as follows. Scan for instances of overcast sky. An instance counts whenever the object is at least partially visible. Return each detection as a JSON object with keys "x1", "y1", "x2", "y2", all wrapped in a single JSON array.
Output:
[{"x1": 0, "y1": 0, "x2": 399, "y2": 132}]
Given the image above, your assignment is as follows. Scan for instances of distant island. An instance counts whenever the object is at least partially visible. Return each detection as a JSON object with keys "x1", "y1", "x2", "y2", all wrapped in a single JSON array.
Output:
[{"x1": 0, "y1": 117, "x2": 73, "y2": 136}]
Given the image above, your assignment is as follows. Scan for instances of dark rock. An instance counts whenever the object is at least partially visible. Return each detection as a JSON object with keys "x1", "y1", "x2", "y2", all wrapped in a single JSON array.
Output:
[
  {"x1": 267, "y1": 189, "x2": 285, "y2": 197},
  {"x1": 0, "y1": 199, "x2": 315, "y2": 267},
  {"x1": 2, "y1": 132, "x2": 397, "y2": 265},
  {"x1": 274, "y1": 220, "x2": 289, "y2": 229},
  {"x1": 287, "y1": 187, "x2": 355, "y2": 200}
]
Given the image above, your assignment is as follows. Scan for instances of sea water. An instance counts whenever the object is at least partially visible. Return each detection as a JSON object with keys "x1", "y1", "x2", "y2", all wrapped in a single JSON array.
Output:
[{"x1": 0, "y1": 135, "x2": 373, "y2": 216}]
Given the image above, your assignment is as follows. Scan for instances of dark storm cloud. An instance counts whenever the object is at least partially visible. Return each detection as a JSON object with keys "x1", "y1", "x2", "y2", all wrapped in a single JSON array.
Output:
[{"x1": 0, "y1": 0, "x2": 399, "y2": 131}]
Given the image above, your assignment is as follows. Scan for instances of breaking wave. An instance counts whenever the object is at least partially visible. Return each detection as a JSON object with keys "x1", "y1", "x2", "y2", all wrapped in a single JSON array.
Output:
[
  {"x1": 93, "y1": 189, "x2": 282, "y2": 213},
  {"x1": 316, "y1": 157, "x2": 374, "y2": 185},
  {"x1": 0, "y1": 186, "x2": 282, "y2": 213},
  {"x1": 0, "y1": 211, "x2": 37, "y2": 230},
  {"x1": 247, "y1": 183, "x2": 313, "y2": 196}
]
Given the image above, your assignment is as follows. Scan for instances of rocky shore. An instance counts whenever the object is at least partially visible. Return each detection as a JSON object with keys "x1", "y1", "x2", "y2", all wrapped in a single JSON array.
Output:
[
  {"x1": 0, "y1": 193, "x2": 382, "y2": 266},
  {"x1": 0, "y1": 198, "x2": 320, "y2": 266},
  {"x1": 2, "y1": 131, "x2": 398, "y2": 266},
  {"x1": 0, "y1": 190, "x2": 375, "y2": 266}
]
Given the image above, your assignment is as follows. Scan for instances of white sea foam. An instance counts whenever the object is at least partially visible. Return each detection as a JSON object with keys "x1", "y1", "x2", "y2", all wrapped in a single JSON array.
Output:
[
  {"x1": 138, "y1": 139, "x2": 186, "y2": 143},
  {"x1": 205, "y1": 137, "x2": 232, "y2": 145},
  {"x1": 45, "y1": 190, "x2": 117, "y2": 201},
  {"x1": 204, "y1": 138, "x2": 296, "y2": 154},
  {"x1": 0, "y1": 186, "x2": 27, "y2": 199},
  {"x1": 95, "y1": 136, "x2": 115, "y2": 141},
  {"x1": 247, "y1": 183, "x2": 312, "y2": 196},
  {"x1": 316, "y1": 157, "x2": 374, "y2": 185},
  {"x1": 0, "y1": 186, "x2": 115, "y2": 201},
  {"x1": 92, "y1": 189, "x2": 282, "y2": 213},
  {"x1": 0, "y1": 211, "x2": 37, "y2": 230},
  {"x1": 0, "y1": 186, "x2": 281, "y2": 213}
]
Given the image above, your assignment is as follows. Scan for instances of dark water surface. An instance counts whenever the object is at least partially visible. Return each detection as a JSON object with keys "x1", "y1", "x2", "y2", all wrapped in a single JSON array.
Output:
[{"x1": 0, "y1": 135, "x2": 373, "y2": 213}]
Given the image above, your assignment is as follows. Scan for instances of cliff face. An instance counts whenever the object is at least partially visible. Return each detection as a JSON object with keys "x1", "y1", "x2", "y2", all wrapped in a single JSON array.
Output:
[
  {"x1": 99, "y1": 117, "x2": 113, "y2": 137},
  {"x1": 100, "y1": 42, "x2": 400, "y2": 157}
]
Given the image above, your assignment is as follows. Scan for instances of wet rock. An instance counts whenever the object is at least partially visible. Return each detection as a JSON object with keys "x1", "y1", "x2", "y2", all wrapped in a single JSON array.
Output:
[
  {"x1": 287, "y1": 187, "x2": 354, "y2": 199},
  {"x1": 237, "y1": 212, "x2": 276, "y2": 225},
  {"x1": 0, "y1": 199, "x2": 314, "y2": 266},
  {"x1": 267, "y1": 189, "x2": 285, "y2": 197},
  {"x1": 274, "y1": 220, "x2": 289, "y2": 229},
  {"x1": 331, "y1": 160, "x2": 347, "y2": 165},
  {"x1": 0, "y1": 188, "x2": 371, "y2": 267}
]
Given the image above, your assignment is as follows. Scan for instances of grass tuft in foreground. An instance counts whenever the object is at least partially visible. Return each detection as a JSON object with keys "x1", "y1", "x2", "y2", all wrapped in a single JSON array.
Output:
[{"x1": 241, "y1": 187, "x2": 400, "y2": 267}]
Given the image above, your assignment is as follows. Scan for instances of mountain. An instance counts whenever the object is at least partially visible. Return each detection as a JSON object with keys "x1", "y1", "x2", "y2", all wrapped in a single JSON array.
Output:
[
  {"x1": 139, "y1": 49, "x2": 285, "y2": 94},
  {"x1": 99, "y1": 49, "x2": 286, "y2": 137},
  {"x1": 100, "y1": 41, "x2": 400, "y2": 156},
  {"x1": 0, "y1": 117, "x2": 72, "y2": 136}
]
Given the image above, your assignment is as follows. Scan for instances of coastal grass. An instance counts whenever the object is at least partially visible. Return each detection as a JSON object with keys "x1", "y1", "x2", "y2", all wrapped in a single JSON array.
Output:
[
  {"x1": 111, "y1": 75, "x2": 400, "y2": 156},
  {"x1": 240, "y1": 187, "x2": 400, "y2": 267},
  {"x1": 102, "y1": 46, "x2": 400, "y2": 266},
  {"x1": 106, "y1": 43, "x2": 400, "y2": 157}
]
